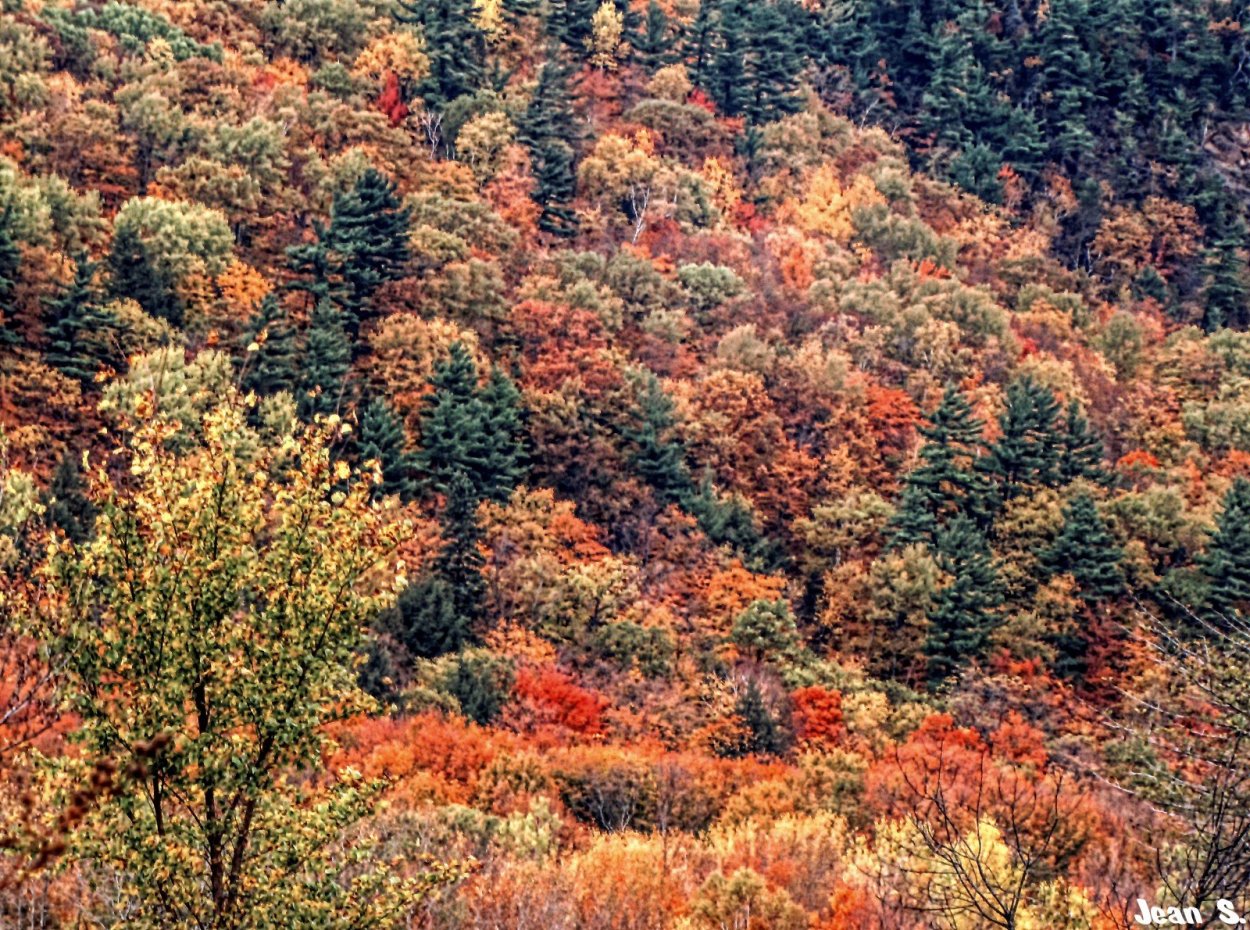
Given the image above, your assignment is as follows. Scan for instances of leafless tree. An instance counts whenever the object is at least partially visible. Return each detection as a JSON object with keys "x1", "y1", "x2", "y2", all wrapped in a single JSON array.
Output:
[{"x1": 1114, "y1": 604, "x2": 1250, "y2": 925}]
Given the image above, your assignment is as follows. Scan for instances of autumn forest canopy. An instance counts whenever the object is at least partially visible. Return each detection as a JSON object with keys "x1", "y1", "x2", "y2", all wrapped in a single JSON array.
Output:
[{"x1": 3, "y1": 0, "x2": 1250, "y2": 927}]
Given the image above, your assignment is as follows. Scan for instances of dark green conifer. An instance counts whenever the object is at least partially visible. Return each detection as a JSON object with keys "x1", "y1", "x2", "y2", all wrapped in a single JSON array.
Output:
[
  {"x1": 357, "y1": 396, "x2": 419, "y2": 501},
  {"x1": 626, "y1": 373, "x2": 694, "y2": 506},
  {"x1": 394, "y1": 0, "x2": 486, "y2": 109},
  {"x1": 1057, "y1": 400, "x2": 1107, "y2": 484},
  {"x1": 108, "y1": 223, "x2": 182, "y2": 325},
  {"x1": 417, "y1": 343, "x2": 523, "y2": 502},
  {"x1": 298, "y1": 299, "x2": 351, "y2": 419},
  {"x1": 0, "y1": 206, "x2": 19, "y2": 346},
  {"x1": 889, "y1": 386, "x2": 995, "y2": 548},
  {"x1": 435, "y1": 469, "x2": 487, "y2": 627},
  {"x1": 743, "y1": 0, "x2": 804, "y2": 126},
  {"x1": 708, "y1": 0, "x2": 748, "y2": 117},
  {"x1": 384, "y1": 575, "x2": 470, "y2": 659},
  {"x1": 43, "y1": 452, "x2": 97, "y2": 544},
  {"x1": 324, "y1": 168, "x2": 412, "y2": 329},
  {"x1": 634, "y1": 0, "x2": 676, "y2": 72},
  {"x1": 480, "y1": 366, "x2": 526, "y2": 499},
  {"x1": 241, "y1": 294, "x2": 298, "y2": 396},
  {"x1": 520, "y1": 52, "x2": 580, "y2": 239},
  {"x1": 284, "y1": 220, "x2": 337, "y2": 308},
  {"x1": 442, "y1": 653, "x2": 512, "y2": 725},
  {"x1": 44, "y1": 256, "x2": 116, "y2": 385},
  {"x1": 689, "y1": 479, "x2": 781, "y2": 571},
  {"x1": 730, "y1": 679, "x2": 790, "y2": 757},
  {"x1": 417, "y1": 342, "x2": 489, "y2": 494},
  {"x1": 986, "y1": 377, "x2": 1062, "y2": 498},
  {"x1": 1043, "y1": 493, "x2": 1124, "y2": 603},
  {"x1": 1200, "y1": 477, "x2": 1250, "y2": 619},
  {"x1": 926, "y1": 513, "x2": 1001, "y2": 685}
]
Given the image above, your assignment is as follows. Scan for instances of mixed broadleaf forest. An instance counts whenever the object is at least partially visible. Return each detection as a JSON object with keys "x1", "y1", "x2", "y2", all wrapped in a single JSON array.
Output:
[{"x1": 2, "y1": 0, "x2": 1250, "y2": 926}]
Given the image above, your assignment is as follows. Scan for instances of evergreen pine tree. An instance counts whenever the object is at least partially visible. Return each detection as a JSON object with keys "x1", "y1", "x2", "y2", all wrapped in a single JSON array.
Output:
[
  {"x1": 688, "y1": 479, "x2": 781, "y2": 571},
  {"x1": 384, "y1": 574, "x2": 470, "y2": 659},
  {"x1": 986, "y1": 377, "x2": 1062, "y2": 498},
  {"x1": 1057, "y1": 399, "x2": 1107, "y2": 484},
  {"x1": 417, "y1": 341, "x2": 490, "y2": 495},
  {"x1": 889, "y1": 385, "x2": 995, "y2": 548},
  {"x1": 1200, "y1": 477, "x2": 1250, "y2": 619},
  {"x1": 298, "y1": 299, "x2": 351, "y2": 420},
  {"x1": 442, "y1": 653, "x2": 511, "y2": 724},
  {"x1": 43, "y1": 452, "x2": 97, "y2": 544},
  {"x1": 324, "y1": 168, "x2": 412, "y2": 330},
  {"x1": 687, "y1": 0, "x2": 719, "y2": 86},
  {"x1": 1043, "y1": 493, "x2": 1124, "y2": 603},
  {"x1": 284, "y1": 220, "x2": 337, "y2": 309},
  {"x1": 435, "y1": 469, "x2": 487, "y2": 627},
  {"x1": 241, "y1": 294, "x2": 298, "y2": 396},
  {"x1": 626, "y1": 373, "x2": 694, "y2": 506},
  {"x1": 542, "y1": 0, "x2": 600, "y2": 50},
  {"x1": 520, "y1": 52, "x2": 581, "y2": 239},
  {"x1": 479, "y1": 366, "x2": 526, "y2": 500},
  {"x1": 709, "y1": 0, "x2": 749, "y2": 117},
  {"x1": 394, "y1": 0, "x2": 486, "y2": 109},
  {"x1": 743, "y1": 0, "x2": 804, "y2": 126},
  {"x1": 417, "y1": 344, "x2": 524, "y2": 502},
  {"x1": 108, "y1": 223, "x2": 182, "y2": 325},
  {"x1": 44, "y1": 255, "x2": 116, "y2": 385},
  {"x1": 730, "y1": 679, "x2": 789, "y2": 757},
  {"x1": 926, "y1": 513, "x2": 1001, "y2": 685},
  {"x1": 1200, "y1": 205, "x2": 1249, "y2": 332},
  {"x1": 357, "y1": 396, "x2": 419, "y2": 501},
  {"x1": 1034, "y1": 0, "x2": 1097, "y2": 168},
  {"x1": 0, "y1": 205, "x2": 19, "y2": 346},
  {"x1": 634, "y1": 0, "x2": 676, "y2": 72}
]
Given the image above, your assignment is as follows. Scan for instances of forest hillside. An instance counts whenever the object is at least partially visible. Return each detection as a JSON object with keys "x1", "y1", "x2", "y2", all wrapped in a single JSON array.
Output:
[{"x1": 1, "y1": 0, "x2": 1250, "y2": 928}]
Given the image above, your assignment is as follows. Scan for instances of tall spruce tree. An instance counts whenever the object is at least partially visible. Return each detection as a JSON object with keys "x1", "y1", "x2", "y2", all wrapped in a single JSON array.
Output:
[
  {"x1": 634, "y1": 0, "x2": 676, "y2": 72},
  {"x1": 543, "y1": 0, "x2": 600, "y2": 51},
  {"x1": 108, "y1": 223, "x2": 182, "y2": 325},
  {"x1": 1043, "y1": 493, "x2": 1124, "y2": 603},
  {"x1": 520, "y1": 52, "x2": 580, "y2": 238},
  {"x1": 480, "y1": 366, "x2": 526, "y2": 497},
  {"x1": 743, "y1": 0, "x2": 804, "y2": 126},
  {"x1": 43, "y1": 451, "x2": 97, "y2": 545},
  {"x1": 44, "y1": 255, "x2": 116, "y2": 385},
  {"x1": 324, "y1": 168, "x2": 412, "y2": 330},
  {"x1": 986, "y1": 377, "x2": 1062, "y2": 498},
  {"x1": 418, "y1": 341, "x2": 488, "y2": 495},
  {"x1": 927, "y1": 513, "x2": 1001, "y2": 685},
  {"x1": 1200, "y1": 477, "x2": 1250, "y2": 619},
  {"x1": 241, "y1": 294, "x2": 298, "y2": 396},
  {"x1": 298, "y1": 299, "x2": 351, "y2": 420},
  {"x1": 730, "y1": 678, "x2": 790, "y2": 757},
  {"x1": 435, "y1": 469, "x2": 487, "y2": 627},
  {"x1": 384, "y1": 576, "x2": 468, "y2": 660},
  {"x1": 284, "y1": 220, "x2": 337, "y2": 308},
  {"x1": 626, "y1": 373, "x2": 694, "y2": 507},
  {"x1": 889, "y1": 386, "x2": 995, "y2": 548},
  {"x1": 0, "y1": 205, "x2": 19, "y2": 346},
  {"x1": 357, "y1": 396, "x2": 419, "y2": 501},
  {"x1": 707, "y1": 0, "x2": 749, "y2": 118},
  {"x1": 417, "y1": 342, "x2": 522, "y2": 502},
  {"x1": 1057, "y1": 399, "x2": 1108, "y2": 484},
  {"x1": 395, "y1": 0, "x2": 486, "y2": 109}
]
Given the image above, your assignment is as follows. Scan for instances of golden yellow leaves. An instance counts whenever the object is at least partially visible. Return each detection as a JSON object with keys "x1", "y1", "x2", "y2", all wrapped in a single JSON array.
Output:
[
  {"x1": 352, "y1": 31, "x2": 429, "y2": 86},
  {"x1": 587, "y1": 1, "x2": 627, "y2": 70},
  {"x1": 786, "y1": 166, "x2": 885, "y2": 244},
  {"x1": 215, "y1": 259, "x2": 271, "y2": 318}
]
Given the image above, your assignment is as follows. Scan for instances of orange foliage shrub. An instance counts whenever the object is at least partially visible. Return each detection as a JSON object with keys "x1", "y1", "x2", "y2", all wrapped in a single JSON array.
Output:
[{"x1": 506, "y1": 667, "x2": 609, "y2": 741}]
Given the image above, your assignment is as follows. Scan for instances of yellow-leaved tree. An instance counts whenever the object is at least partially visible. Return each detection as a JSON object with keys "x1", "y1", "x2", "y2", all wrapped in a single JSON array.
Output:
[{"x1": 42, "y1": 393, "x2": 460, "y2": 929}]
